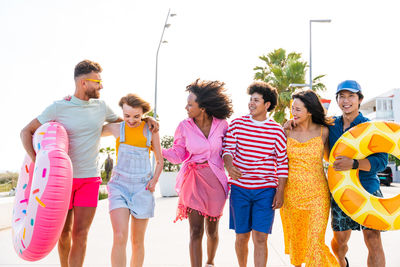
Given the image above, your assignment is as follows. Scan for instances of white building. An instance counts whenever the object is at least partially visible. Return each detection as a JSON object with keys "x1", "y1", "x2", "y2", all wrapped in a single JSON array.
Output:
[
  {"x1": 360, "y1": 88, "x2": 400, "y2": 122},
  {"x1": 360, "y1": 88, "x2": 400, "y2": 182}
]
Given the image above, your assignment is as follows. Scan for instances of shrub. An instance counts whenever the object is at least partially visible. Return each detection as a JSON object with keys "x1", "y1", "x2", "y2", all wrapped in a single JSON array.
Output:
[
  {"x1": 161, "y1": 135, "x2": 181, "y2": 172},
  {"x1": 99, "y1": 147, "x2": 115, "y2": 184},
  {"x1": 0, "y1": 171, "x2": 18, "y2": 186},
  {"x1": 99, "y1": 191, "x2": 108, "y2": 200}
]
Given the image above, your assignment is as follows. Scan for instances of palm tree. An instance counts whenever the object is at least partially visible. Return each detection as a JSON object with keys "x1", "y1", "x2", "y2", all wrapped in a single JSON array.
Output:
[
  {"x1": 253, "y1": 48, "x2": 326, "y2": 123},
  {"x1": 161, "y1": 135, "x2": 180, "y2": 172}
]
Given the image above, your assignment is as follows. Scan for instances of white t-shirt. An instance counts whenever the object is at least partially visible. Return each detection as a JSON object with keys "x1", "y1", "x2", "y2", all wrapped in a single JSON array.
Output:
[{"x1": 37, "y1": 96, "x2": 118, "y2": 178}]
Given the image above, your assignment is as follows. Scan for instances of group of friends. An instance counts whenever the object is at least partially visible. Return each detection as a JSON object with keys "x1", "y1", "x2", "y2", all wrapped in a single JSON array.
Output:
[{"x1": 20, "y1": 60, "x2": 388, "y2": 267}]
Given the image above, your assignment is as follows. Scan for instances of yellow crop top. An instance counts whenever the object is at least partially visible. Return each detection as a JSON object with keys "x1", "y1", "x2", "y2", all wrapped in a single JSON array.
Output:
[{"x1": 116, "y1": 121, "x2": 151, "y2": 159}]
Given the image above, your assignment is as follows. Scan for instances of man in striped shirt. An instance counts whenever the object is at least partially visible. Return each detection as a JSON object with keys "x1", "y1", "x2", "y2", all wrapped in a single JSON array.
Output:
[{"x1": 223, "y1": 81, "x2": 288, "y2": 267}]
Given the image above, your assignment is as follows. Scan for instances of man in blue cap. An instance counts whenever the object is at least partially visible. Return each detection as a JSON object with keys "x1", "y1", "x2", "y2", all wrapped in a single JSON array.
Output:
[{"x1": 329, "y1": 80, "x2": 387, "y2": 267}]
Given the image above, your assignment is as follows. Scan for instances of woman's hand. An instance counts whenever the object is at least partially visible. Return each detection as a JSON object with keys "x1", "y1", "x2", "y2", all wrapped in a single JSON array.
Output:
[{"x1": 146, "y1": 178, "x2": 158, "y2": 192}]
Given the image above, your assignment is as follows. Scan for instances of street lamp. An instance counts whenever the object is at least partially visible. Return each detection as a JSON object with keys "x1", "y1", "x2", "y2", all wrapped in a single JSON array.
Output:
[
  {"x1": 289, "y1": 19, "x2": 331, "y2": 89},
  {"x1": 309, "y1": 19, "x2": 331, "y2": 89},
  {"x1": 154, "y1": 9, "x2": 176, "y2": 118}
]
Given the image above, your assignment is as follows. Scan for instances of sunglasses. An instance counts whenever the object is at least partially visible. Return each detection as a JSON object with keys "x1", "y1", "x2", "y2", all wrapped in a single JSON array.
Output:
[{"x1": 85, "y1": 79, "x2": 102, "y2": 85}]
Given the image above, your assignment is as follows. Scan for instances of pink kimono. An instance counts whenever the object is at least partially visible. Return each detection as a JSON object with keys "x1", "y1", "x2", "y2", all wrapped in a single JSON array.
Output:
[{"x1": 162, "y1": 117, "x2": 229, "y2": 221}]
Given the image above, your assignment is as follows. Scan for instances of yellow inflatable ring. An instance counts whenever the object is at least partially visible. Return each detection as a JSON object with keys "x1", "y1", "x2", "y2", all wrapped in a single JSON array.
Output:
[{"x1": 328, "y1": 121, "x2": 400, "y2": 230}]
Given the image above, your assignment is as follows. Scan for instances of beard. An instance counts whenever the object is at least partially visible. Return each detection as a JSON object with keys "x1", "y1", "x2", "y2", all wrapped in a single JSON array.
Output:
[{"x1": 85, "y1": 88, "x2": 100, "y2": 99}]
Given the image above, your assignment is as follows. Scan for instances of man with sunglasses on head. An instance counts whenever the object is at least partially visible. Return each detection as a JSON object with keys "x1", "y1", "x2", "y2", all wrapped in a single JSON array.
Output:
[{"x1": 20, "y1": 60, "x2": 157, "y2": 267}]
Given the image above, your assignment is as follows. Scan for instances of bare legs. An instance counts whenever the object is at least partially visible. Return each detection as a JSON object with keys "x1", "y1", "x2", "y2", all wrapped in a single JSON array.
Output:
[
  {"x1": 235, "y1": 230, "x2": 269, "y2": 267},
  {"x1": 253, "y1": 231, "x2": 268, "y2": 267},
  {"x1": 110, "y1": 208, "x2": 130, "y2": 267},
  {"x1": 363, "y1": 229, "x2": 385, "y2": 267},
  {"x1": 331, "y1": 230, "x2": 351, "y2": 267},
  {"x1": 188, "y1": 211, "x2": 220, "y2": 267},
  {"x1": 205, "y1": 218, "x2": 219, "y2": 266},
  {"x1": 58, "y1": 207, "x2": 97, "y2": 267},
  {"x1": 130, "y1": 216, "x2": 149, "y2": 267},
  {"x1": 110, "y1": 208, "x2": 149, "y2": 267},
  {"x1": 58, "y1": 209, "x2": 73, "y2": 267},
  {"x1": 235, "y1": 232, "x2": 250, "y2": 267},
  {"x1": 331, "y1": 229, "x2": 385, "y2": 267}
]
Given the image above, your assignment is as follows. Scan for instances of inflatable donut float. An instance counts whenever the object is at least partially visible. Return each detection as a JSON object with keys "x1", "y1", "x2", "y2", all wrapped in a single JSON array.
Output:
[
  {"x1": 12, "y1": 122, "x2": 73, "y2": 261},
  {"x1": 328, "y1": 121, "x2": 400, "y2": 230}
]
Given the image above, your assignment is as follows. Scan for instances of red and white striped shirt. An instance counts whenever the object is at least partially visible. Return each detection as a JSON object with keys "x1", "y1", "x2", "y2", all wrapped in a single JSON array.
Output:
[{"x1": 223, "y1": 115, "x2": 288, "y2": 189}]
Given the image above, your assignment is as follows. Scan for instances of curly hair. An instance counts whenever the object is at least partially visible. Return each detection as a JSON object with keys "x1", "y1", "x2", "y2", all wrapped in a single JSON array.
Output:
[
  {"x1": 247, "y1": 81, "x2": 278, "y2": 112},
  {"x1": 292, "y1": 89, "x2": 334, "y2": 127},
  {"x1": 74, "y1": 60, "x2": 102, "y2": 78},
  {"x1": 186, "y1": 79, "x2": 233, "y2": 120},
  {"x1": 119, "y1": 93, "x2": 151, "y2": 114}
]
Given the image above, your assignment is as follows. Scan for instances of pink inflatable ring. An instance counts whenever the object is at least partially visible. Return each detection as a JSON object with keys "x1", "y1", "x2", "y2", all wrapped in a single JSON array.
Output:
[{"x1": 12, "y1": 122, "x2": 73, "y2": 261}]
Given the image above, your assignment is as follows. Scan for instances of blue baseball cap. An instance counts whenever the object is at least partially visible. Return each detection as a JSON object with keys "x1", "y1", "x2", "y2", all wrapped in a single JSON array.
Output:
[{"x1": 336, "y1": 80, "x2": 362, "y2": 94}]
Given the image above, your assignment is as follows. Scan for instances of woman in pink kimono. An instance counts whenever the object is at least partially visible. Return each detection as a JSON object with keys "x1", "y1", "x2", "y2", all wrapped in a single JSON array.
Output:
[{"x1": 163, "y1": 79, "x2": 233, "y2": 267}]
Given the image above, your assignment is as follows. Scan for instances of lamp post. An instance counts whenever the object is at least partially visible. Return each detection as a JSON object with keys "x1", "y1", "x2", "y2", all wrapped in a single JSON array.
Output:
[
  {"x1": 154, "y1": 9, "x2": 176, "y2": 118},
  {"x1": 289, "y1": 19, "x2": 331, "y2": 89},
  {"x1": 309, "y1": 19, "x2": 331, "y2": 89}
]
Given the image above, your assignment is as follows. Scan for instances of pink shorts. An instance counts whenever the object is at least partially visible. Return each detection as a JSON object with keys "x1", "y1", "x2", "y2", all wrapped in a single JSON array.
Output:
[{"x1": 69, "y1": 177, "x2": 102, "y2": 210}]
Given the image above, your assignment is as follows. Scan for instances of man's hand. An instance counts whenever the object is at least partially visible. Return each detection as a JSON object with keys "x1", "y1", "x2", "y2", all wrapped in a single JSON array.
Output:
[
  {"x1": 226, "y1": 165, "x2": 242, "y2": 180},
  {"x1": 272, "y1": 188, "x2": 284, "y2": 210},
  {"x1": 333, "y1": 156, "x2": 353, "y2": 171},
  {"x1": 21, "y1": 118, "x2": 42, "y2": 163},
  {"x1": 144, "y1": 117, "x2": 159, "y2": 133},
  {"x1": 283, "y1": 119, "x2": 296, "y2": 131}
]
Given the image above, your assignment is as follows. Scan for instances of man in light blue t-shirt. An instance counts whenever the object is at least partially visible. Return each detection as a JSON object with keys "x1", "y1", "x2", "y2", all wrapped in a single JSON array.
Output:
[{"x1": 21, "y1": 60, "x2": 157, "y2": 267}]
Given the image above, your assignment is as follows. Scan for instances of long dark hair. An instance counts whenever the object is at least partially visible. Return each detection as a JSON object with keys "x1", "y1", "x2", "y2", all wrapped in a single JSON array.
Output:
[
  {"x1": 186, "y1": 79, "x2": 233, "y2": 119},
  {"x1": 292, "y1": 89, "x2": 333, "y2": 127}
]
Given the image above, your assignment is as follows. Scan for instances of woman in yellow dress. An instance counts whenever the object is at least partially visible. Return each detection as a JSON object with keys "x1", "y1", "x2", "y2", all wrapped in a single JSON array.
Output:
[{"x1": 281, "y1": 89, "x2": 339, "y2": 266}]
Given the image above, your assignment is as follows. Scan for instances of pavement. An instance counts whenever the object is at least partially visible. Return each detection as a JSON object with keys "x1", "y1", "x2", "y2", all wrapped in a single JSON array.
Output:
[{"x1": 1, "y1": 185, "x2": 400, "y2": 266}]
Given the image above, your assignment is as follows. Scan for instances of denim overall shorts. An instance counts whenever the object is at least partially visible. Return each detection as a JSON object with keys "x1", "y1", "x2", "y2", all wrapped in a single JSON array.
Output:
[{"x1": 107, "y1": 122, "x2": 155, "y2": 219}]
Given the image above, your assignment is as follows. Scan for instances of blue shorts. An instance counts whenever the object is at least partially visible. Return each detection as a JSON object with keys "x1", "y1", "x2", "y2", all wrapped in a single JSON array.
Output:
[{"x1": 229, "y1": 185, "x2": 276, "y2": 234}]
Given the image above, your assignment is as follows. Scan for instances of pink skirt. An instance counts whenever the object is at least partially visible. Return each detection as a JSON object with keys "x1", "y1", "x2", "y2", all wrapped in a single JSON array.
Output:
[{"x1": 175, "y1": 162, "x2": 226, "y2": 222}]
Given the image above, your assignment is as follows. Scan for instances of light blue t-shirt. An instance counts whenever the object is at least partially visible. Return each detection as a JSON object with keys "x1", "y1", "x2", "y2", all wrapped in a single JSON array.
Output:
[{"x1": 37, "y1": 96, "x2": 118, "y2": 178}]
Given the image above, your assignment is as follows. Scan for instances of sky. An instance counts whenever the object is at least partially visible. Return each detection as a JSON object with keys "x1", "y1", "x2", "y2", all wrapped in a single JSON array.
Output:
[{"x1": 1, "y1": 0, "x2": 400, "y2": 172}]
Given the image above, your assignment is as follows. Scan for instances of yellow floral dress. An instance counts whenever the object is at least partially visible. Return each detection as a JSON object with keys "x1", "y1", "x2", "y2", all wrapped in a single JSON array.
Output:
[{"x1": 281, "y1": 132, "x2": 339, "y2": 266}]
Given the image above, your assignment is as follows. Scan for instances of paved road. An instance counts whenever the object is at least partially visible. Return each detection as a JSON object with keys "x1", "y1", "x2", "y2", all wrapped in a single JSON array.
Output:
[{"x1": 1, "y1": 185, "x2": 400, "y2": 266}]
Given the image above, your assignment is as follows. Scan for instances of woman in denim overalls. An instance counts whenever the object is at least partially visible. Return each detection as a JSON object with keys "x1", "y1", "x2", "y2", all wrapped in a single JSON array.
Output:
[{"x1": 102, "y1": 94, "x2": 163, "y2": 267}]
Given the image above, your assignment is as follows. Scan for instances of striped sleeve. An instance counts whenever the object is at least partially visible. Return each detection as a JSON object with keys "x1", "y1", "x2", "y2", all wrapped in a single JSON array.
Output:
[
  {"x1": 222, "y1": 119, "x2": 238, "y2": 158},
  {"x1": 274, "y1": 128, "x2": 288, "y2": 178}
]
